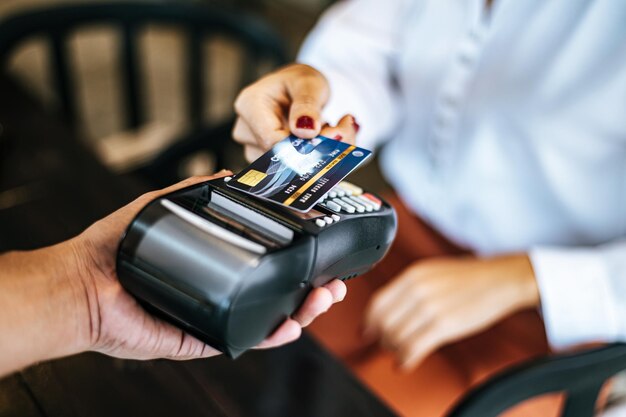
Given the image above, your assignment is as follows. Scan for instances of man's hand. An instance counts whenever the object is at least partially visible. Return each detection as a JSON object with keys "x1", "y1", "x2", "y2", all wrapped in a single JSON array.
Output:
[
  {"x1": 71, "y1": 171, "x2": 347, "y2": 360},
  {"x1": 233, "y1": 64, "x2": 360, "y2": 161},
  {"x1": 0, "y1": 171, "x2": 347, "y2": 377},
  {"x1": 364, "y1": 254, "x2": 540, "y2": 371}
]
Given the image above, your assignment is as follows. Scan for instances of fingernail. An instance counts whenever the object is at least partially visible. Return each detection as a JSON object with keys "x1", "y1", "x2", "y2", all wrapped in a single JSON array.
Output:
[
  {"x1": 333, "y1": 134, "x2": 343, "y2": 141},
  {"x1": 296, "y1": 115, "x2": 315, "y2": 129},
  {"x1": 352, "y1": 117, "x2": 360, "y2": 133}
]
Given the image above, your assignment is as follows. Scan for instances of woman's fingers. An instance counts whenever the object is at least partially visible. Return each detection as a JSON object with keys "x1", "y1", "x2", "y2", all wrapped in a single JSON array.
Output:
[
  {"x1": 364, "y1": 268, "x2": 420, "y2": 335},
  {"x1": 236, "y1": 97, "x2": 290, "y2": 149},
  {"x1": 233, "y1": 118, "x2": 266, "y2": 162},
  {"x1": 385, "y1": 305, "x2": 433, "y2": 349},
  {"x1": 234, "y1": 87, "x2": 290, "y2": 150},
  {"x1": 234, "y1": 64, "x2": 330, "y2": 151},
  {"x1": 287, "y1": 70, "x2": 329, "y2": 138},
  {"x1": 243, "y1": 145, "x2": 264, "y2": 163},
  {"x1": 375, "y1": 293, "x2": 423, "y2": 343},
  {"x1": 320, "y1": 114, "x2": 360, "y2": 145},
  {"x1": 397, "y1": 324, "x2": 440, "y2": 371},
  {"x1": 233, "y1": 117, "x2": 262, "y2": 146}
]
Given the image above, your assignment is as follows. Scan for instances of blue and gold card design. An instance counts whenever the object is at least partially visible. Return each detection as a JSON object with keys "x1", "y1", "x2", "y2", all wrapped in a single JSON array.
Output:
[{"x1": 227, "y1": 135, "x2": 372, "y2": 212}]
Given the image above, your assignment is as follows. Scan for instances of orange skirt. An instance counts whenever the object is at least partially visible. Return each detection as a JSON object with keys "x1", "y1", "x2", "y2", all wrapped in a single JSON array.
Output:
[{"x1": 308, "y1": 194, "x2": 563, "y2": 417}]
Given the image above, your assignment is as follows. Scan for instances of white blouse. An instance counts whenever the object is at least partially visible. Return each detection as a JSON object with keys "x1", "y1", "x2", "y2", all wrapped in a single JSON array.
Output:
[{"x1": 298, "y1": 0, "x2": 626, "y2": 349}]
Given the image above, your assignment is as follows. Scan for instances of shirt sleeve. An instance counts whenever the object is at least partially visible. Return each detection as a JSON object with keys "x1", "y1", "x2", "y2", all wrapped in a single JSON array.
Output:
[
  {"x1": 529, "y1": 239, "x2": 626, "y2": 349},
  {"x1": 297, "y1": 0, "x2": 415, "y2": 150}
]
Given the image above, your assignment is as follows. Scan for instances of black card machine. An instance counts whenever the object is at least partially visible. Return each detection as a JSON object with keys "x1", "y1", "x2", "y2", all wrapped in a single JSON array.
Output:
[{"x1": 116, "y1": 177, "x2": 397, "y2": 358}]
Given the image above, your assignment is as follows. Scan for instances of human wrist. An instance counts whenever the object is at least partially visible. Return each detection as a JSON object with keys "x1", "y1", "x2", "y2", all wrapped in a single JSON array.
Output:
[
  {"x1": 34, "y1": 239, "x2": 95, "y2": 359},
  {"x1": 509, "y1": 253, "x2": 540, "y2": 310},
  {"x1": 60, "y1": 235, "x2": 101, "y2": 354},
  {"x1": 0, "y1": 241, "x2": 93, "y2": 375}
]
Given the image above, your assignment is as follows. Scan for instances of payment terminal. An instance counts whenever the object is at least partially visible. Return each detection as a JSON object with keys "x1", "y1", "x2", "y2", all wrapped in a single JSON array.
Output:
[{"x1": 116, "y1": 176, "x2": 397, "y2": 358}]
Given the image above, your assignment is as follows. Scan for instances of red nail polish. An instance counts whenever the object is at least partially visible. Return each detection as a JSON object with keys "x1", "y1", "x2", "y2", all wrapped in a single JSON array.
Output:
[
  {"x1": 296, "y1": 115, "x2": 315, "y2": 129},
  {"x1": 352, "y1": 117, "x2": 360, "y2": 133},
  {"x1": 333, "y1": 134, "x2": 343, "y2": 141}
]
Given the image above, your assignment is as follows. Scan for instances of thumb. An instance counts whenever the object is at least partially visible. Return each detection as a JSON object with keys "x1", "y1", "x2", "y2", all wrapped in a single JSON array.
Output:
[{"x1": 287, "y1": 71, "x2": 329, "y2": 139}]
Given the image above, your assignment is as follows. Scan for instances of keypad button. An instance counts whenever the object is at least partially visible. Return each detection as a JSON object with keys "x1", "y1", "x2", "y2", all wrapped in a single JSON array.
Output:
[
  {"x1": 325, "y1": 200, "x2": 342, "y2": 212},
  {"x1": 351, "y1": 196, "x2": 373, "y2": 212},
  {"x1": 333, "y1": 198, "x2": 355, "y2": 213},
  {"x1": 323, "y1": 216, "x2": 333, "y2": 225},
  {"x1": 361, "y1": 193, "x2": 382, "y2": 210},
  {"x1": 341, "y1": 197, "x2": 365, "y2": 213},
  {"x1": 353, "y1": 196, "x2": 374, "y2": 211},
  {"x1": 340, "y1": 181, "x2": 363, "y2": 196},
  {"x1": 331, "y1": 214, "x2": 341, "y2": 222},
  {"x1": 315, "y1": 219, "x2": 326, "y2": 227}
]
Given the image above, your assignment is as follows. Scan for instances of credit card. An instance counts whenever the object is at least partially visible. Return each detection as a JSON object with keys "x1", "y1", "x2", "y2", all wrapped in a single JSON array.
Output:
[{"x1": 227, "y1": 135, "x2": 372, "y2": 212}]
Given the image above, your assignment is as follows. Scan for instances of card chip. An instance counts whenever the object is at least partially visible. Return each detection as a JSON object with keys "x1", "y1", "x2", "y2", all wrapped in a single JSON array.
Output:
[{"x1": 237, "y1": 169, "x2": 267, "y2": 187}]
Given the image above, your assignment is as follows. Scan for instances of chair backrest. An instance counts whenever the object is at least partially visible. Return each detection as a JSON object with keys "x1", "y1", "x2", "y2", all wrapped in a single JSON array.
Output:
[
  {"x1": 448, "y1": 343, "x2": 626, "y2": 417},
  {"x1": 0, "y1": 2, "x2": 287, "y2": 131}
]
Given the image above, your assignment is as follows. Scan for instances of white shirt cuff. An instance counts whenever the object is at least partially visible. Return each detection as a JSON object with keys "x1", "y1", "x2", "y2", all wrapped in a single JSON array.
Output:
[{"x1": 529, "y1": 246, "x2": 619, "y2": 350}]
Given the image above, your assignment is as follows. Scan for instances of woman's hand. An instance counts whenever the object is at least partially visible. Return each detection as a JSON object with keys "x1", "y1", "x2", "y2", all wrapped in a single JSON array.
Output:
[
  {"x1": 364, "y1": 255, "x2": 540, "y2": 371},
  {"x1": 233, "y1": 63, "x2": 360, "y2": 161},
  {"x1": 71, "y1": 172, "x2": 346, "y2": 360}
]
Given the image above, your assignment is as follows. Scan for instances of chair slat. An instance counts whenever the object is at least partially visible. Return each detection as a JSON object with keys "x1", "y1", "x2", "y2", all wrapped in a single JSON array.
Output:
[
  {"x1": 120, "y1": 22, "x2": 142, "y2": 130},
  {"x1": 50, "y1": 32, "x2": 76, "y2": 124},
  {"x1": 238, "y1": 46, "x2": 258, "y2": 92},
  {"x1": 187, "y1": 28, "x2": 204, "y2": 128},
  {"x1": 562, "y1": 383, "x2": 603, "y2": 417}
]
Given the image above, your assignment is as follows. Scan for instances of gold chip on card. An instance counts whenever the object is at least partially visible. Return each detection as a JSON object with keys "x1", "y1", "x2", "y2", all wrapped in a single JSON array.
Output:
[{"x1": 236, "y1": 169, "x2": 267, "y2": 187}]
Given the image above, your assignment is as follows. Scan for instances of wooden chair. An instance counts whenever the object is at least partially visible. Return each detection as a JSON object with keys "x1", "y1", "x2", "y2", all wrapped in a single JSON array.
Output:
[
  {"x1": 449, "y1": 343, "x2": 626, "y2": 417},
  {"x1": 0, "y1": 2, "x2": 287, "y2": 186}
]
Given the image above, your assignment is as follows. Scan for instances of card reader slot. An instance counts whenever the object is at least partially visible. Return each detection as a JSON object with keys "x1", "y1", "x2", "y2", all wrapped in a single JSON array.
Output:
[
  {"x1": 201, "y1": 205, "x2": 282, "y2": 250},
  {"x1": 211, "y1": 185, "x2": 303, "y2": 231},
  {"x1": 209, "y1": 191, "x2": 294, "y2": 246},
  {"x1": 161, "y1": 199, "x2": 267, "y2": 255}
]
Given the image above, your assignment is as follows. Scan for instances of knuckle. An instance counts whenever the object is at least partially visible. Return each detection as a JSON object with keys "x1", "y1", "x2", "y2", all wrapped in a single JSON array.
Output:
[
  {"x1": 377, "y1": 315, "x2": 392, "y2": 332},
  {"x1": 369, "y1": 294, "x2": 386, "y2": 314},
  {"x1": 397, "y1": 340, "x2": 417, "y2": 361},
  {"x1": 244, "y1": 146, "x2": 260, "y2": 162},
  {"x1": 231, "y1": 119, "x2": 244, "y2": 141},
  {"x1": 421, "y1": 299, "x2": 441, "y2": 319},
  {"x1": 233, "y1": 86, "x2": 256, "y2": 113},
  {"x1": 408, "y1": 282, "x2": 423, "y2": 297},
  {"x1": 433, "y1": 315, "x2": 454, "y2": 333},
  {"x1": 293, "y1": 94, "x2": 318, "y2": 106},
  {"x1": 285, "y1": 63, "x2": 315, "y2": 77}
]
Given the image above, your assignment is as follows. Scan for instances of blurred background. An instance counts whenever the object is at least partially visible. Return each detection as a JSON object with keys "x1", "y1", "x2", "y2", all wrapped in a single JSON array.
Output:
[
  {"x1": 0, "y1": 0, "x2": 389, "y2": 192},
  {"x1": 2, "y1": 3, "x2": 626, "y2": 416}
]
